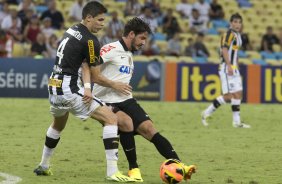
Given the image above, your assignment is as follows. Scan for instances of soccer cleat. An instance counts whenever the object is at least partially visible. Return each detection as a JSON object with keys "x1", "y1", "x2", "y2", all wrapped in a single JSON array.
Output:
[
  {"x1": 201, "y1": 111, "x2": 209, "y2": 126},
  {"x1": 182, "y1": 164, "x2": 196, "y2": 180},
  {"x1": 128, "y1": 168, "x2": 143, "y2": 182},
  {"x1": 106, "y1": 171, "x2": 135, "y2": 182},
  {"x1": 33, "y1": 165, "x2": 53, "y2": 176},
  {"x1": 233, "y1": 122, "x2": 251, "y2": 128}
]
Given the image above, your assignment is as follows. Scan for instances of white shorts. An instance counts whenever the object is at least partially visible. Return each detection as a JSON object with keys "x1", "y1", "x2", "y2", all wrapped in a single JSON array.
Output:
[
  {"x1": 219, "y1": 67, "x2": 242, "y2": 94},
  {"x1": 49, "y1": 92, "x2": 105, "y2": 121}
]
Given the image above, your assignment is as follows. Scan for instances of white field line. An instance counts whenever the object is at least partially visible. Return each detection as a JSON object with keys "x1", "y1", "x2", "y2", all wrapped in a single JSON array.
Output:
[{"x1": 0, "y1": 172, "x2": 22, "y2": 184}]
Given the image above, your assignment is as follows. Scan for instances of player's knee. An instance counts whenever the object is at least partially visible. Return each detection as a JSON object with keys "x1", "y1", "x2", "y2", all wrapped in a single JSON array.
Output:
[
  {"x1": 138, "y1": 121, "x2": 156, "y2": 139},
  {"x1": 104, "y1": 112, "x2": 118, "y2": 126},
  {"x1": 118, "y1": 115, "x2": 133, "y2": 132}
]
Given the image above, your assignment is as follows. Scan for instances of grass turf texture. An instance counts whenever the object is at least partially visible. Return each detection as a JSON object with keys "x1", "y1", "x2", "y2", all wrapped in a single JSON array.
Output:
[{"x1": 0, "y1": 98, "x2": 281, "y2": 184}]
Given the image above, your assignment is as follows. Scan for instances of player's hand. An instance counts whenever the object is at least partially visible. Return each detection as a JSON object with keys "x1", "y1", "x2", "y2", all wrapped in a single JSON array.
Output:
[
  {"x1": 113, "y1": 82, "x2": 132, "y2": 95},
  {"x1": 83, "y1": 88, "x2": 93, "y2": 105},
  {"x1": 227, "y1": 64, "x2": 234, "y2": 76}
]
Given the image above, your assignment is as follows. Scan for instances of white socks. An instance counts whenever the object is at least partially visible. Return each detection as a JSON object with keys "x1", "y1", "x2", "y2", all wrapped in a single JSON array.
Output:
[
  {"x1": 103, "y1": 125, "x2": 119, "y2": 176},
  {"x1": 205, "y1": 96, "x2": 226, "y2": 116},
  {"x1": 40, "y1": 126, "x2": 61, "y2": 169},
  {"x1": 231, "y1": 98, "x2": 241, "y2": 124}
]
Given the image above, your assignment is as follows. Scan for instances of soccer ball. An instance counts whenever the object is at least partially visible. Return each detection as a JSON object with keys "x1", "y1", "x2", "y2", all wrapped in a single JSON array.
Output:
[{"x1": 160, "y1": 159, "x2": 185, "y2": 184}]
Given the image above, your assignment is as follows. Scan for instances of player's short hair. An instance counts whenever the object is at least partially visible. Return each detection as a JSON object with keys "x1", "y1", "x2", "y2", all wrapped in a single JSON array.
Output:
[
  {"x1": 123, "y1": 17, "x2": 152, "y2": 36},
  {"x1": 82, "y1": 1, "x2": 107, "y2": 19},
  {"x1": 230, "y1": 13, "x2": 242, "y2": 22}
]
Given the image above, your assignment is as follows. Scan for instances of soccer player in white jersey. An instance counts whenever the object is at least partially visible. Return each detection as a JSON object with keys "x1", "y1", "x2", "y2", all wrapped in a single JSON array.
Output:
[
  {"x1": 88, "y1": 17, "x2": 196, "y2": 182},
  {"x1": 201, "y1": 13, "x2": 251, "y2": 128},
  {"x1": 33, "y1": 1, "x2": 134, "y2": 182}
]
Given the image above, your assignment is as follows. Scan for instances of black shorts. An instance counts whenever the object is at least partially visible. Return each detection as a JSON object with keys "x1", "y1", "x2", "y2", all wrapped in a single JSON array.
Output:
[{"x1": 108, "y1": 98, "x2": 151, "y2": 131}]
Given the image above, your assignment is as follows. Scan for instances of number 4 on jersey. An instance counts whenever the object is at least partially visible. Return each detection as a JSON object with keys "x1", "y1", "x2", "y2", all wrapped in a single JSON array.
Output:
[{"x1": 57, "y1": 37, "x2": 70, "y2": 64}]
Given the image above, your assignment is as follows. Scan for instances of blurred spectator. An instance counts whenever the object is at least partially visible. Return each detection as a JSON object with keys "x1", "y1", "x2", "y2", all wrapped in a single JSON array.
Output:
[
  {"x1": 176, "y1": 0, "x2": 192, "y2": 19},
  {"x1": 46, "y1": 34, "x2": 58, "y2": 59},
  {"x1": 241, "y1": 27, "x2": 252, "y2": 51},
  {"x1": 124, "y1": 0, "x2": 142, "y2": 16},
  {"x1": 260, "y1": 26, "x2": 280, "y2": 52},
  {"x1": 40, "y1": 0, "x2": 64, "y2": 30},
  {"x1": 176, "y1": 0, "x2": 192, "y2": 18},
  {"x1": 0, "y1": 29, "x2": 12, "y2": 58},
  {"x1": 162, "y1": 8, "x2": 181, "y2": 40},
  {"x1": 100, "y1": 27, "x2": 116, "y2": 46},
  {"x1": 141, "y1": 37, "x2": 160, "y2": 56},
  {"x1": 139, "y1": 6, "x2": 158, "y2": 33},
  {"x1": 184, "y1": 37, "x2": 195, "y2": 56},
  {"x1": 1, "y1": 9, "x2": 24, "y2": 42},
  {"x1": 194, "y1": 32, "x2": 209, "y2": 57},
  {"x1": 144, "y1": 0, "x2": 162, "y2": 17},
  {"x1": 193, "y1": 0, "x2": 210, "y2": 21},
  {"x1": 1, "y1": 8, "x2": 21, "y2": 31},
  {"x1": 0, "y1": 2, "x2": 10, "y2": 25},
  {"x1": 31, "y1": 33, "x2": 49, "y2": 58},
  {"x1": 23, "y1": 15, "x2": 41, "y2": 43},
  {"x1": 108, "y1": 11, "x2": 124, "y2": 40},
  {"x1": 189, "y1": 8, "x2": 207, "y2": 34},
  {"x1": 209, "y1": 0, "x2": 224, "y2": 20},
  {"x1": 18, "y1": 7, "x2": 34, "y2": 32},
  {"x1": 167, "y1": 33, "x2": 181, "y2": 56},
  {"x1": 69, "y1": 0, "x2": 84, "y2": 22},
  {"x1": 18, "y1": 0, "x2": 36, "y2": 12},
  {"x1": 41, "y1": 17, "x2": 55, "y2": 40}
]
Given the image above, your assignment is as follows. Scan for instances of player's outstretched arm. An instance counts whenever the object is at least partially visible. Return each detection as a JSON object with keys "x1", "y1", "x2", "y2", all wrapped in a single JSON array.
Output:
[
  {"x1": 81, "y1": 61, "x2": 93, "y2": 104},
  {"x1": 91, "y1": 65, "x2": 132, "y2": 95}
]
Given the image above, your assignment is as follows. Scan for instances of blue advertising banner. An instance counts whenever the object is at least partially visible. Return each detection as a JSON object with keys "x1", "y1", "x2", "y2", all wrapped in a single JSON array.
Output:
[
  {"x1": 131, "y1": 60, "x2": 162, "y2": 101},
  {"x1": 0, "y1": 58, "x2": 53, "y2": 98},
  {"x1": 176, "y1": 63, "x2": 247, "y2": 102},
  {"x1": 0, "y1": 59, "x2": 162, "y2": 100},
  {"x1": 260, "y1": 66, "x2": 282, "y2": 103}
]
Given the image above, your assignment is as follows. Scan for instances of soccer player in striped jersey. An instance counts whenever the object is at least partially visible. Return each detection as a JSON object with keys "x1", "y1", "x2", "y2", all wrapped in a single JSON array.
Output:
[
  {"x1": 33, "y1": 1, "x2": 133, "y2": 182},
  {"x1": 85, "y1": 17, "x2": 196, "y2": 182},
  {"x1": 201, "y1": 13, "x2": 251, "y2": 128}
]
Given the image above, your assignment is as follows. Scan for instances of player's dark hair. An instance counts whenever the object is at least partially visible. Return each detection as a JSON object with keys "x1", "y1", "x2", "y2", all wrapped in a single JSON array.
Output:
[
  {"x1": 230, "y1": 13, "x2": 242, "y2": 22},
  {"x1": 123, "y1": 17, "x2": 152, "y2": 36},
  {"x1": 82, "y1": 1, "x2": 107, "y2": 19}
]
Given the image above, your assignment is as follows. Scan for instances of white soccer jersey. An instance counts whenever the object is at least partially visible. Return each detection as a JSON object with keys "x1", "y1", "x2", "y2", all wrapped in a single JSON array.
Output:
[{"x1": 92, "y1": 39, "x2": 134, "y2": 103}]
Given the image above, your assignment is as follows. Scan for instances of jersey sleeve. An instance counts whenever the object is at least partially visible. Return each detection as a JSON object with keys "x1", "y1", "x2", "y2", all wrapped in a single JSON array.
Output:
[
  {"x1": 221, "y1": 30, "x2": 234, "y2": 48},
  {"x1": 99, "y1": 44, "x2": 117, "y2": 63},
  {"x1": 84, "y1": 37, "x2": 102, "y2": 66}
]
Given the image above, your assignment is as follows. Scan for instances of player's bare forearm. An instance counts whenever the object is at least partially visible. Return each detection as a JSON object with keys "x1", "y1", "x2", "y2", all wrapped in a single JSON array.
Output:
[
  {"x1": 81, "y1": 61, "x2": 92, "y2": 104},
  {"x1": 81, "y1": 61, "x2": 91, "y2": 84}
]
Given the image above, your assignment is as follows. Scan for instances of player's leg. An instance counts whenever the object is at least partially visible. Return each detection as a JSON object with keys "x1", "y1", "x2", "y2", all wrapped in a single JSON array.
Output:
[
  {"x1": 89, "y1": 104, "x2": 134, "y2": 182},
  {"x1": 231, "y1": 91, "x2": 250, "y2": 128},
  {"x1": 136, "y1": 117, "x2": 196, "y2": 180},
  {"x1": 116, "y1": 110, "x2": 138, "y2": 170},
  {"x1": 34, "y1": 107, "x2": 69, "y2": 176},
  {"x1": 229, "y1": 74, "x2": 250, "y2": 128},
  {"x1": 115, "y1": 110, "x2": 141, "y2": 182},
  {"x1": 201, "y1": 69, "x2": 231, "y2": 126}
]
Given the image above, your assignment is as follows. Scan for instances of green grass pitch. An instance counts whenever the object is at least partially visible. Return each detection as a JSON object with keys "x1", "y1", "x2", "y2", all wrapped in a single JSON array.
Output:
[{"x1": 0, "y1": 98, "x2": 281, "y2": 184}]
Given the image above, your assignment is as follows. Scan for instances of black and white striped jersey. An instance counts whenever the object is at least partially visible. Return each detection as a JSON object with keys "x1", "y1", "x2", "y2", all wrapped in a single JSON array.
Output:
[{"x1": 48, "y1": 23, "x2": 101, "y2": 95}]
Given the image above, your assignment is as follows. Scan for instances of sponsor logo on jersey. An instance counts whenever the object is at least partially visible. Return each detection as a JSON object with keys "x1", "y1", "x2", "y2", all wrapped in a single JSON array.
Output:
[
  {"x1": 88, "y1": 40, "x2": 95, "y2": 63},
  {"x1": 119, "y1": 65, "x2": 131, "y2": 74}
]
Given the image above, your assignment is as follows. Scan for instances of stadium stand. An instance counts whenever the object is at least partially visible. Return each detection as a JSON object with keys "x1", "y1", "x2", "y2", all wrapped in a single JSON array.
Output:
[{"x1": 0, "y1": 0, "x2": 281, "y2": 66}]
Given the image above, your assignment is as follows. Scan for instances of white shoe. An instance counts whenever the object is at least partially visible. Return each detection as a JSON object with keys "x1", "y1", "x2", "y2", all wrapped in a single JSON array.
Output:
[
  {"x1": 233, "y1": 122, "x2": 251, "y2": 128},
  {"x1": 201, "y1": 111, "x2": 209, "y2": 126}
]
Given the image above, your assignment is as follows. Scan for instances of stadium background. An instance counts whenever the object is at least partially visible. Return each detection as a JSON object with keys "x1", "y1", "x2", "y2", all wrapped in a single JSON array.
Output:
[{"x1": 0, "y1": 0, "x2": 281, "y2": 103}]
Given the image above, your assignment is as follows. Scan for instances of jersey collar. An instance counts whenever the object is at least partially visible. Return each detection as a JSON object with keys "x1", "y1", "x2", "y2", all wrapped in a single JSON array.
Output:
[{"x1": 119, "y1": 39, "x2": 129, "y2": 51}]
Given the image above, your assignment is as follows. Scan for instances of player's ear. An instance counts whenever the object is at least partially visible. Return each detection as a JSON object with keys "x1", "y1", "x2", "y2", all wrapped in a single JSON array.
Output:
[
  {"x1": 85, "y1": 14, "x2": 93, "y2": 22},
  {"x1": 128, "y1": 31, "x2": 135, "y2": 39}
]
